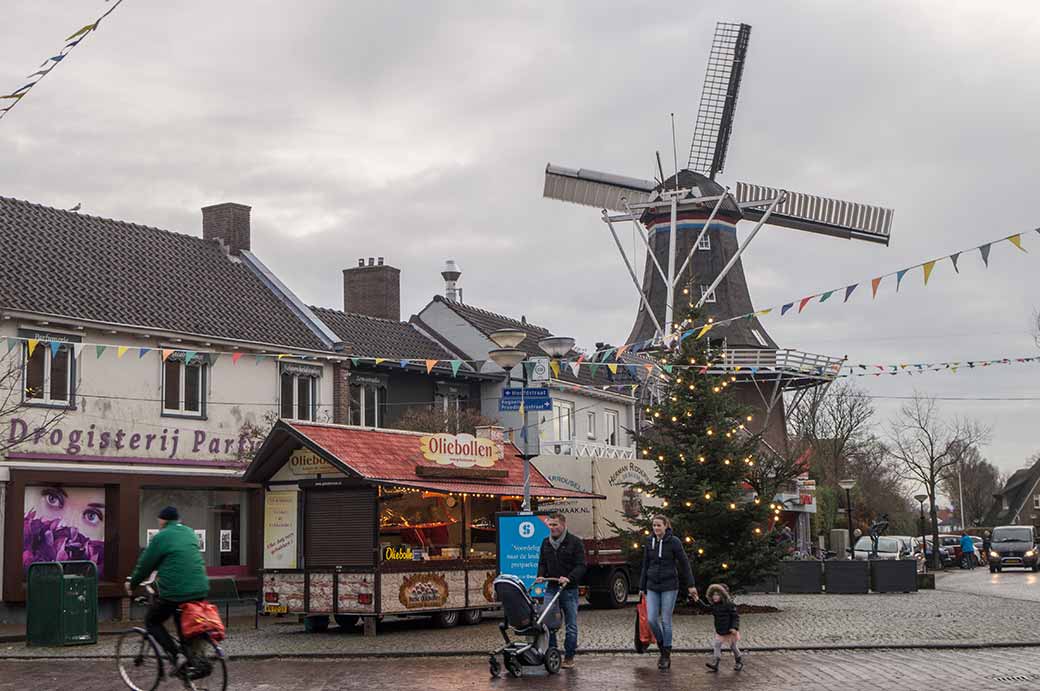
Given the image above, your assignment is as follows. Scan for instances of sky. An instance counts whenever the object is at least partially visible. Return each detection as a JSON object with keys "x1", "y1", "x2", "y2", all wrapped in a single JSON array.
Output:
[{"x1": 2, "y1": 1, "x2": 1039, "y2": 482}]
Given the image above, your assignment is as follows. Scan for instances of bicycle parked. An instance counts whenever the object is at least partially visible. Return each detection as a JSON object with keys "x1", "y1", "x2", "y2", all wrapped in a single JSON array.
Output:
[{"x1": 116, "y1": 575, "x2": 228, "y2": 691}]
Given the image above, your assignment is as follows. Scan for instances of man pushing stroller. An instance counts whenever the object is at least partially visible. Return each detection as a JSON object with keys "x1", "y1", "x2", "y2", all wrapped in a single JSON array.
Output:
[{"x1": 535, "y1": 513, "x2": 586, "y2": 669}]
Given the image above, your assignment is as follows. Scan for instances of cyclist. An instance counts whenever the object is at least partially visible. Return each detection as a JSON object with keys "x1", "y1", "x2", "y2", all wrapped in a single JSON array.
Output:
[{"x1": 125, "y1": 506, "x2": 209, "y2": 673}]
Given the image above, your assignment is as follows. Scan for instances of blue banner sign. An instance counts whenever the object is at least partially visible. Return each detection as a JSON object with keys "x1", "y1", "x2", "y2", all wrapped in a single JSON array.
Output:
[{"x1": 496, "y1": 512, "x2": 550, "y2": 590}]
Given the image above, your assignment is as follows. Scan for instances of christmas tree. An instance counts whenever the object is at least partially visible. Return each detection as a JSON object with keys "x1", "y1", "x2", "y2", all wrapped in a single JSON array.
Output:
[{"x1": 622, "y1": 309, "x2": 786, "y2": 591}]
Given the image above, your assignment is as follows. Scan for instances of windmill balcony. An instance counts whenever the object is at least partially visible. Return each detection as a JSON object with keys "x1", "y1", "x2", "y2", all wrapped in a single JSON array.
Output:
[
  {"x1": 706, "y1": 348, "x2": 844, "y2": 386},
  {"x1": 542, "y1": 438, "x2": 636, "y2": 460}
]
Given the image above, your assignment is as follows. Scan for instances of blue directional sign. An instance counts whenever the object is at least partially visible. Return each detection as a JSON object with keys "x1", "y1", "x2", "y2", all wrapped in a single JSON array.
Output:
[
  {"x1": 498, "y1": 387, "x2": 552, "y2": 412},
  {"x1": 496, "y1": 512, "x2": 551, "y2": 590}
]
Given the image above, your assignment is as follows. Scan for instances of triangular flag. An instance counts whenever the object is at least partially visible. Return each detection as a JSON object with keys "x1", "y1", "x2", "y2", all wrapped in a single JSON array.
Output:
[
  {"x1": 400, "y1": 359, "x2": 409, "y2": 369},
  {"x1": 351, "y1": 358, "x2": 360, "y2": 367},
  {"x1": 74, "y1": 343, "x2": 86, "y2": 359},
  {"x1": 117, "y1": 346, "x2": 129, "y2": 359},
  {"x1": 161, "y1": 349, "x2": 174, "y2": 362},
  {"x1": 589, "y1": 362, "x2": 601, "y2": 377},
  {"x1": 780, "y1": 303, "x2": 794, "y2": 316},
  {"x1": 6, "y1": 337, "x2": 17, "y2": 354},
  {"x1": 254, "y1": 354, "x2": 264, "y2": 365},
  {"x1": 184, "y1": 351, "x2": 197, "y2": 365},
  {"x1": 757, "y1": 308, "x2": 772, "y2": 316},
  {"x1": 50, "y1": 341, "x2": 62, "y2": 358},
  {"x1": 375, "y1": 358, "x2": 386, "y2": 365},
  {"x1": 231, "y1": 352, "x2": 243, "y2": 365},
  {"x1": 644, "y1": 364, "x2": 654, "y2": 375},
  {"x1": 895, "y1": 269, "x2": 908, "y2": 291},
  {"x1": 209, "y1": 353, "x2": 221, "y2": 365},
  {"x1": 550, "y1": 360, "x2": 561, "y2": 378},
  {"x1": 1009, "y1": 234, "x2": 1027, "y2": 252},
  {"x1": 523, "y1": 361, "x2": 537, "y2": 378},
  {"x1": 450, "y1": 360, "x2": 462, "y2": 377},
  {"x1": 607, "y1": 363, "x2": 618, "y2": 375},
  {"x1": 425, "y1": 359, "x2": 438, "y2": 374},
  {"x1": 28, "y1": 339, "x2": 39, "y2": 357},
  {"x1": 819, "y1": 290, "x2": 835, "y2": 303},
  {"x1": 96, "y1": 345, "x2": 107, "y2": 358},
  {"x1": 569, "y1": 361, "x2": 581, "y2": 377},
  {"x1": 65, "y1": 23, "x2": 96, "y2": 41},
  {"x1": 844, "y1": 284, "x2": 858, "y2": 303},
  {"x1": 950, "y1": 253, "x2": 961, "y2": 273},
  {"x1": 979, "y1": 244, "x2": 991, "y2": 266},
  {"x1": 663, "y1": 365, "x2": 673, "y2": 374},
  {"x1": 697, "y1": 323, "x2": 713, "y2": 339},
  {"x1": 923, "y1": 260, "x2": 937, "y2": 285},
  {"x1": 798, "y1": 296, "x2": 813, "y2": 313},
  {"x1": 871, "y1": 277, "x2": 882, "y2": 298}
]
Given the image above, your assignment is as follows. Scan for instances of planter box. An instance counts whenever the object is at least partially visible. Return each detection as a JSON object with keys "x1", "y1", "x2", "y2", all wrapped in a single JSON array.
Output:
[
  {"x1": 870, "y1": 559, "x2": 918, "y2": 593},
  {"x1": 741, "y1": 574, "x2": 778, "y2": 594},
  {"x1": 779, "y1": 561, "x2": 823, "y2": 594},
  {"x1": 916, "y1": 572, "x2": 935, "y2": 590},
  {"x1": 823, "y1": 560, "x2": 870, "y2": 594}
]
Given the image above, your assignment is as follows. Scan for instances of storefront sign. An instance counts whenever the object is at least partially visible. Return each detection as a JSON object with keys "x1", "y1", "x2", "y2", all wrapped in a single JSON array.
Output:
[
  {"x1": 23, "y1": 485, "x2": 106, "y2": 578},
  {"x1": 288, "y1": 449, "x2": 339, "y2": 476},
  {"x1": 420, "y1": 433, "x2": 502, "y2": 468},
  {"x1": 398, "y1": 573, "x2": 450, "y2": 609},
  {"x1": 383, "y1": 544, "x2": 414, "y2": 561},
  {"x1": 497, "y1": 513, "x2": 550, "y2": 589},
  {"x1": 264, "y1": 491, "x2": 298, "y2": 569}
]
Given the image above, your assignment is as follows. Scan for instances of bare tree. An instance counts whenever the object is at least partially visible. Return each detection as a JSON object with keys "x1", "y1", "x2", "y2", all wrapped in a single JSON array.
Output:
[
  {"x1": 887, "y1": 394, "x2": 989, "y2": 569},
  {"x1": 938, "y1": 446, "x2": 1003, "y2": 528},
  {"x1": 0, "y1": 347, "x2": 68, "y2": 455},
  {"x1": 391, "y1": 405, "x2": 497, "y2": 435},
  {"x1": 789, "y1": 381, "x2": 876, "y2": 485}
]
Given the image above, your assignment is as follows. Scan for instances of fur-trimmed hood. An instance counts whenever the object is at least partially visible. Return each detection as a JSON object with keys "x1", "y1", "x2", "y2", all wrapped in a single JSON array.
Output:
[{"x1": 706, "y1": 583, "x2": 731, "y2": 604}]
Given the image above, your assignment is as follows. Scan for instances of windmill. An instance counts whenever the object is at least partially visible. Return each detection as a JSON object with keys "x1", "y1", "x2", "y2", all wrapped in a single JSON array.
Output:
[{"x1": 542, "y1": 21, "x2": 893, "y2": 449}]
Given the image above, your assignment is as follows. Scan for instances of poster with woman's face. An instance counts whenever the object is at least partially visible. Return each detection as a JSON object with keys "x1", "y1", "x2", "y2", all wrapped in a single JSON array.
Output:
[{"x1": 24, "y1": 486, "x2": 105, "y2": 578}]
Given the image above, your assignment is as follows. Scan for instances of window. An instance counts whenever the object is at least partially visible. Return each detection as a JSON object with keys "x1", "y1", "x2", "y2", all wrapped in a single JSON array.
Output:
[
  {"x1": 552, "y1": 401, "x2": 574, "y2": 441},
  {"x1": 162, "y1": 355, "x2": 206, "y2": 417},
  {"x1": 23, "y1": 338, "x2": 75, "y2": 407},
  {"x1": 1003, "y1": 496, "x2": 1009, "y2": 511},
  {"x1": 379, "y1": 490, "x2": 462, "y2": 559},
  {"x1": 349, "y1": 374, "x2": 387, "y2": 428},
  {"x1": 280, "y1": 363, "x2": 321, "y2": 422},
  {"x1": 586, "y1": 412, "x2": 596, "y2": 440},
  {"x1": 435, "y1": 382, "x2": 468, "y2": 415},
  {"x1": 1034, "y1": 495, "x2": 1040, "y2": 510},
  {"x1": 697, "y1": 233, "x2": 711, "y2": 250},
  {"x1": 140, "y1": 489, "x2": 249, "y2": 572},
  {"x1": 751, "y1": 329, "x2": 769, "y2": 347},
  {"x1": 700, "y1": 285, "x2": 716, "y2": 303},
  {"x1": 605, "y1": 410, "x2": 620, "y2": 446}
]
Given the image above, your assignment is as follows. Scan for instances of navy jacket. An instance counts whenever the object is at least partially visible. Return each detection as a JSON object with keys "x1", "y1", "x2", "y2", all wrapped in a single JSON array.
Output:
[{"x1": 639, "y1": 529, "x2": 695, "y2": 593}]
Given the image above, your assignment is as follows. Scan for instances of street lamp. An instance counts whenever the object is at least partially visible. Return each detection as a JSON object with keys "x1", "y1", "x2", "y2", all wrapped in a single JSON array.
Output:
[
  {"x1": 489, "y1": 330, "x2": 533, "y2": 511},
  {"x1": 838, "y1": 479, "x2": 856, "y2": 560},
  {"x1": 914, "y1": 493, "x2": 928, "y2": 572}
]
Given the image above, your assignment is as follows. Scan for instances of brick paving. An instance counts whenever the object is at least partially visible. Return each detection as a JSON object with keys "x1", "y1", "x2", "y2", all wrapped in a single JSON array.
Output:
[{"x1": 5, "y1": 649, "x2": 1040, "y2": 690}]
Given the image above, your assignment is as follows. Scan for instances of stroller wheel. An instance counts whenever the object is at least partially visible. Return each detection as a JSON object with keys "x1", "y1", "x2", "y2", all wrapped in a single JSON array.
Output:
[
  {"x1": 506, "y1": 656, "x2": 523, "y2": 678},
  {"x1": 489, "y1": 656, "x2": 500, "y2": 678},
  {"x1": 544, "y1": 647, "x2": 562, "y2": 674}
]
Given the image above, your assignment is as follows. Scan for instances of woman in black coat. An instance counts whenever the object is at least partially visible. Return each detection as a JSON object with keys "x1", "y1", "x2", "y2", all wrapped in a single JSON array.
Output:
[{"x1": 639, "y1": 514, "x2": 696, "y2": 670}]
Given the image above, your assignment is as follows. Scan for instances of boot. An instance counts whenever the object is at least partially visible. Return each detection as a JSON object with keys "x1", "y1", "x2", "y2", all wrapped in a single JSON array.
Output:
[
  {"x1": 705, "y1": 657, "x2": 720, "y2": 673},
  {"x1": 658, "y1": 647, "x2": 671, "y2": 670},
  {"x1": 734, "y1": 655, "x2": 744, "y2": 672}
]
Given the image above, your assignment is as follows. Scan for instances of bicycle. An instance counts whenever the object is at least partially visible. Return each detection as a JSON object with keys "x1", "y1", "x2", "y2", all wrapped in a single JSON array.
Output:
[{"x1": 116, "y1": 576, "x2": 228, "y2": 691}]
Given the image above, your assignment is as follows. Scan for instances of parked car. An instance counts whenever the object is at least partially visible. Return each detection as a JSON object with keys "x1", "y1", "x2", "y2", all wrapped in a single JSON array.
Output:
[
  {"x1": 938, "y1": 535, "x2": 971, "y2": 566},
  {"x1": 852, "y1": 536, "x2": 910, "y2": 560},
  {"x1": 988, "y1": 525, "x2": 1040, "y2": 572}
]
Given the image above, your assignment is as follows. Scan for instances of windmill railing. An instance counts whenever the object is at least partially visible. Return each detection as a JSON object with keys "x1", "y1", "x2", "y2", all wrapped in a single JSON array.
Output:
[{"x1": 705, "y1": 348, "x2": 844, "y2": 383}]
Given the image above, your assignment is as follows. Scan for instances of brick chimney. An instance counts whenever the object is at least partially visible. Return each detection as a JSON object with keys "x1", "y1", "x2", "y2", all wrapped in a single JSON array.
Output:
[
  {"x1": 202, "y1": 203, "x2": 251, "y2": 256},
  {"x1": 344, "y1": 257, "x2": 400, "y2": 321}
]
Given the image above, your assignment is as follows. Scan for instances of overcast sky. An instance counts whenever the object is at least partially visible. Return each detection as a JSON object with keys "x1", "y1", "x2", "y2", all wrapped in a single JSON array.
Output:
[{"x1": 3, "y1": 2, "x2": 1039, "y2": 486}]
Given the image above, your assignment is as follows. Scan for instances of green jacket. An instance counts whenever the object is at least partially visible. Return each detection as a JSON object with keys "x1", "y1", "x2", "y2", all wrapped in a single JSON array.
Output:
[{"x1": 129, "y1": 521, "x2": 209, "y2": 603}]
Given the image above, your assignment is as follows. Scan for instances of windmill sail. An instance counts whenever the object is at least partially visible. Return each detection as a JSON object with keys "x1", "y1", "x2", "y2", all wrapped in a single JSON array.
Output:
[
  {"x1": 543, "y1": 164, "x2": 657, "y2": 212},
  {"x1": 736, "y1": 182, "x2": 894, "y2": 245},
  {"x1": 687, "y1": 22, "x2": 752, "y2": 179}
]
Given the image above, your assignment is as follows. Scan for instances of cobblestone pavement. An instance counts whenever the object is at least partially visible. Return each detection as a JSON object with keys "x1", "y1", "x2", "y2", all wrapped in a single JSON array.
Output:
[
  {"x1": 5, "y1": 585, "x2": 1040, "y2": 660},
  {"x1": 936, "y1": 566, "x2": 1040, "y2": 602},
  {"x1": 5, "y1": 649, "x2": 1040, "y2": 691}
]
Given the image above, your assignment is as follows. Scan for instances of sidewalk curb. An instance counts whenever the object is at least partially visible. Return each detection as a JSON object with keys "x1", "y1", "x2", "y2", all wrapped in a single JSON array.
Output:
[{"x1": 4, "y1": 640, "x2": 1040, "y2": 660}]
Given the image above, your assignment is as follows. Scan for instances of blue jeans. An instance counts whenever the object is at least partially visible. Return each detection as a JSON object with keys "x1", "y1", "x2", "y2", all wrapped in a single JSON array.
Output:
[
  {"x1": 645, "y1": 589, "x2": 678, "y2": 648},
  {"x1": 545, "y1": 584, "x2": 579, "y2": 658}
]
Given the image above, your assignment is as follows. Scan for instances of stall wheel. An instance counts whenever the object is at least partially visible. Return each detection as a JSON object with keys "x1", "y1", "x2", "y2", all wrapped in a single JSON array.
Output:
[
  {"x1": 544, "y1": 647, "x2": 561, "y2": 675},
  {"x1": 506, "y1": 656, "x2": 523, "y2": 678},
  {"x1": 489, "y1": 655, "x2": 501, "y2": 678}
]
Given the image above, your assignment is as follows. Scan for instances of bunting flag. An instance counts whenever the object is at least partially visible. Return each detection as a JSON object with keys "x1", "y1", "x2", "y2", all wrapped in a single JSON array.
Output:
[
  {"x1": 616, "y1": 344, "x2": 631, "y2": 357},
  {"x1": 184, "y1": 351, "x2": 197, "y2": 366},
  {"x1": 950, "y1": 252, "x2": 961, "y2": 273},
  {"x1": 375, "y1": 358, "x2": 386, "y2": 365},
  {"x1": 844, "y1": 284, "x2": 858, "y2": 303},
  {"x1": 871, "y1": 277, "x2": 883, "y2": 298},
  {"x1": 607, "y1": 363, "x2": 618, "y2": 375},
  {"x1": 819, "y1": 290, "x2": 835, "y2": 303},
  {"x1": 588, "y1": 362, "x2": 601, "y2": 377},
  {"x1": 923, "y1": 260, "x2": 937, "y2": 285},
  {"x1": 662, "y1": 365, "x2": 673, "y2": 374},
  {"x1": 231, "y1": 352, "x2": 243, "y2": 365},
  {"x1": 96, "y1": 345, "x2": 106, "y2": 358},
  {"x1": 1009, "y1": 234, "x2": 1027, "y2": 252},
  {"x1": 161, "y1": 349, "x2": 174, "y2": 362},
  {"x1": 1, "y1": 0, "x2": 127, "y2": 121},
  {"x1": 27, "y1": 339, "x2": 39, "y2": 357},
  {"x1": 6, "y1": 337, "x2": 17, "y2": 354},
  {"x1": 350, "y1": 358, "x2": 360, "y2": 367},
  {"x1": 254, "y1": 354, "x2": 264, "y2": 365},
  {"x1": 569, "y1": 361, "x2": 581, "y2": 377},
  {"x1": 117, "y1": 345, "x2": 129, "y2": 359},
  {"x1": 979, "y1": 244, "x2": 991, "y2": 266},
  {"x1": 450, "y1": 360, "x2": 462, "y2": 377},
  {"x1": 549, "y1": 360, "x2": 560, "y2": 378},
  {"x1": 895, "y1": 269, "x2": 908, "y2": 291},
  {"x1": 797, "y1": 296, "x2": 813, "y2": 313},
  {"x1": 697, "y1": 323, "x2": 713, "y2": 340},
  {"x1": 425, "y1": 359, "x2": 438, "y2": 374},
  {"x1": 400, "y1": 359, "x2": 409, "y2": 369},
  {"x1": 74, "y1": 343, "x2": 86, "y2": 359},
  {"x1": 780, "y1": 303, "x2": 794, "y2": 316}
]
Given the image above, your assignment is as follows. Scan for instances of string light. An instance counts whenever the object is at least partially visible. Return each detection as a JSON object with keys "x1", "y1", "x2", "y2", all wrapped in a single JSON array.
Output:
[
  {"x1": 684, "y1": 536, "x2": 692, "y2": 543},
  {"x1": 729, "y1": 503, "x2": 737, "y2": 510},
  {"x1": 704, "y1": 492, "x2": 712, "y2": 501},
  {"x1": 697, "y1": 548, "x2": 705, "y2": 555}
]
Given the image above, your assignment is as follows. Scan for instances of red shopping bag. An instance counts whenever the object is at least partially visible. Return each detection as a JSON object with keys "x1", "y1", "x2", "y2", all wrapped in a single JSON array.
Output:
[
  {"x1": 180, "y1": 601, "x2": 226, "y2": 642},
  {"x1": 633, "y1": 594, "x2": 656, "y2": 653}
]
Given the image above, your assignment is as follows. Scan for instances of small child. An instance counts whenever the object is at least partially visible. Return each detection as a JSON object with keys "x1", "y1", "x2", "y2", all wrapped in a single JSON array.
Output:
[{"x1": 694, "y1": 583, "x2": 743, "y2": 672}]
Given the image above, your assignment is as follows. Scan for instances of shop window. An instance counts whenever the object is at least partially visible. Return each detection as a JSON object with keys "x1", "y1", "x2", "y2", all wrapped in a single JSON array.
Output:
[
  {"x1": 551, "y1": 401, "x2": 574, "y2": 441},
  {"x1": 139, "y1": 489, "x2": 250, "y2": 573},
  {"x1": 350, "y1": 382, "x2": 385, "y2": 427},
  {"x1": 605, "y1": 409, "x2": 620, "y2": 446},
  {"x1": 379, "y1": 490, "x2": 463, "y2": 559},
  {"x1": 23, "y1": 341, "x2": 74, "y2": 407},
  {"x1": 466, "y1": 496, "x2": 504, "y2": 559},
  {"x1": 162, "y1": 356, "x2": 207, "y2": 417}
]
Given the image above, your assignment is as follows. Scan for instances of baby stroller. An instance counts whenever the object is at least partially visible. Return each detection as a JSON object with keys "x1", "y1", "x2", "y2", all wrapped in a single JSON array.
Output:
[{"x1": 488, "y1": 574, "x2": 564, "y2": 678}]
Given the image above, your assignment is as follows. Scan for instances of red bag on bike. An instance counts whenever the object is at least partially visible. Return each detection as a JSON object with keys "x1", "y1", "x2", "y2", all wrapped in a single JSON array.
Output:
[
  {"x1": 633, "y1": 594, "x2": 656, "y2": 653},
  {"x1": 180, "y1": 601, "x2": 226, "y2": 642}
]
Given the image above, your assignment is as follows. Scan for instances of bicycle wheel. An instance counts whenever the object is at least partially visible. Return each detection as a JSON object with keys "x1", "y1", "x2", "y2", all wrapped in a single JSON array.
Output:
[
  {"x1": 115, "y1": 628, "x2": 163, "y2": 691},
  {"x1": 187, "y1": 636, "x2": 228, "y2": 691}
]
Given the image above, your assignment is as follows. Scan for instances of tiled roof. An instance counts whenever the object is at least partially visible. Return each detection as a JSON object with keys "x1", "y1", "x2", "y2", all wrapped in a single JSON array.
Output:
[
  {"x1": 985, "y1": 459, "x2": 1040, "y2": 525},
  {"x1": 431, "y1": 296, "x2": 639, "y2": 392},
  {"x1": 312, "y1": 307, "x2": 454, "y2": 361},
  {"x1": 0, "y1": 196, "x2": 328, "y2": 350},
  {"x1": 247, "y1": 421, "x2": 602, "y2": 499}
]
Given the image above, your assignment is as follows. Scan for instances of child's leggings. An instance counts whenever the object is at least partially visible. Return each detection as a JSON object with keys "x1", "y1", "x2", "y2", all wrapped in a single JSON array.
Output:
[{"x1": 713, "y1": 639, "x2": 741, "y2": 659}]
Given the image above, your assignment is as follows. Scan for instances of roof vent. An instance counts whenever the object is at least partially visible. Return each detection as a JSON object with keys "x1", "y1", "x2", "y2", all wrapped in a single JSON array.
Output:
[{"x1": 441, "y1": 260, "x2": 463, "y2": 303}]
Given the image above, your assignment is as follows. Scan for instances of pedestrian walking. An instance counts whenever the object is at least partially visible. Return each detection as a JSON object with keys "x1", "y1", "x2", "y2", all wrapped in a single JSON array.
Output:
[
  {"x1": 638, "y1": 515, "x2": 697, "y2": 670},
  {"x1": 695, "y1": 583, "x2": 743, "y2": 672},
  {"x1": 535, "y1": 513, "x2": 586, "y2": 669},
  {"x1": 960, "y1": 531, "x2": 976, "y2": 569}
]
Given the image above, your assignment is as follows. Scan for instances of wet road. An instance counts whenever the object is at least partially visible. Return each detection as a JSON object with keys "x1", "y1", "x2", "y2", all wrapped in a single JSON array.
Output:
[
  {"x1": 937, "y1": 564, "x2": 1040, "y2": 602},
  {"x1": 4, "y1": 648, "x2": 1040, "y2": 691}
]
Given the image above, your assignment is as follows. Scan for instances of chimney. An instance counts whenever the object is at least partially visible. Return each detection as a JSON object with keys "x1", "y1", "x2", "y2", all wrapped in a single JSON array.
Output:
[
  {"x1": 441, "y1": 259, "x2": 462, "y2": 302},
  {"x1": 202, "y1": 203, "x2": 251, "y2": 256},
  {"x1": 344, "y1": 257, "x2": 400, "y2": 321}
]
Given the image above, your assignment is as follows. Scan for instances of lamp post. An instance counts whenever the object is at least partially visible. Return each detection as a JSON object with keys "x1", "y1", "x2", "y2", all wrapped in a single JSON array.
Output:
[
  {"x1": 838, "y1": 479, "x2": 856, "y2": 560},
  {"x1": 914, "y1": 493, "x2": 928, "y2": 572}
]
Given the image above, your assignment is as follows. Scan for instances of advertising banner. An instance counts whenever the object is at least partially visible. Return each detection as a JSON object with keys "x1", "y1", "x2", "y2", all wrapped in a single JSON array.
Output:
[
  {"x1": 496, "y1": 512, "x2": 550, "y2": 589},
  {"x1": 23, "y1": 485, "x2": 105, "y2": 578},
  {"x1": 264, "y1": 490, "x2": 298, "y2": 569}
]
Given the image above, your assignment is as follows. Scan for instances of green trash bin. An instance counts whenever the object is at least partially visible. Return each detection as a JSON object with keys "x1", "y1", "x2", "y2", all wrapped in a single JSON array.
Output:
[{"x1": 27, "y1": 561, "x2": 98, "y2": 647}]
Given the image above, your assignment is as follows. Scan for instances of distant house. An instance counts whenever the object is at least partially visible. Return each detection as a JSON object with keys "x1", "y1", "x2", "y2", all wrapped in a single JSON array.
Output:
[{"x1": 984, "y1": 458, "x2": 1040, "y2": 527}]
